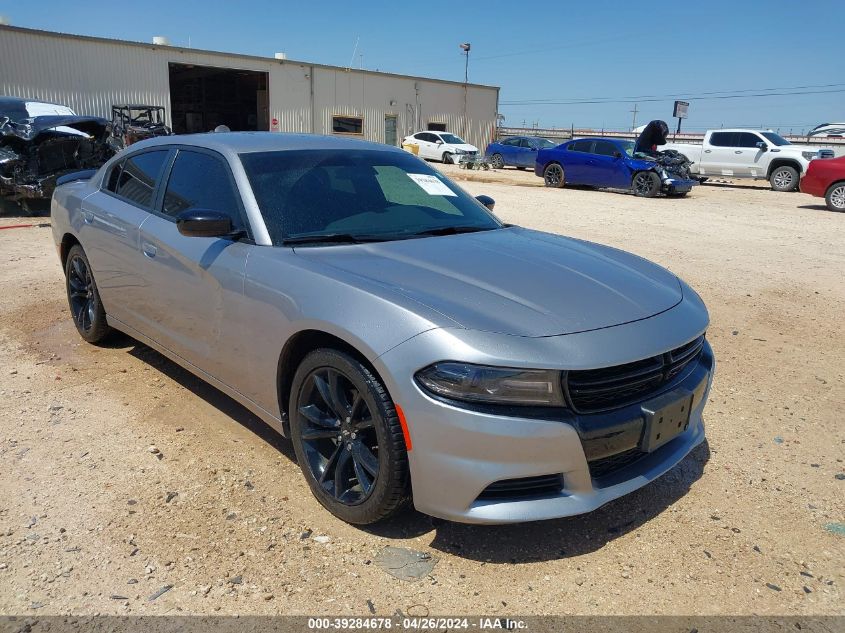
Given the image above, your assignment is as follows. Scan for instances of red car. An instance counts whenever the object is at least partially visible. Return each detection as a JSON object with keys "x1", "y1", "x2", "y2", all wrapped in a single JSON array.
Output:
[{"x1": 800, "y1": 155, "x2": 845, "y2": 212}]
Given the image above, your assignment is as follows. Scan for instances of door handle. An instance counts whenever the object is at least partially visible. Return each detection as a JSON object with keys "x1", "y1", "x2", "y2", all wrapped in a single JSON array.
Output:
[
  {"x1": 734, "y1": 150, "x2": 743, "y2": 154},
  {"x1": 142, "y1": 242, "x2": 157, "y2": 258},
  {"x1": 704, "y1": 150, "x2": 712, "y2": 153}
]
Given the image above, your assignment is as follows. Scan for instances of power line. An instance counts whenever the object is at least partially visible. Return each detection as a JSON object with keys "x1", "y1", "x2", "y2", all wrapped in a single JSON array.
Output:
[{"x1": 500, "y1": 83, "x2": 845, "y2": 106}]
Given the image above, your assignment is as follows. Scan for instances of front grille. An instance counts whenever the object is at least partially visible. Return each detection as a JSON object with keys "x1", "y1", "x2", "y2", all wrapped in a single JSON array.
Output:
[
  {"x1": 478, "y1": 474, "x2": 563, "y2": 500},
  {"x1": 565, "y1": 336, "x2": 705, "y2": 413},
  {"x1": 588, "y1": 449, "x2": 646, "y2": 479}
]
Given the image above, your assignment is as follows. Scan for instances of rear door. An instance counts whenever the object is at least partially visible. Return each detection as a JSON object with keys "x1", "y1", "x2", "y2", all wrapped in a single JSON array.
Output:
[
  {"x1": 78, "y1": 149, "x2": 171, "y2": 332},
  {"x1": 701, "y1": 132, "x2": 740, "y2": 176},
  {"x1": 137, "y1": 147, "x2": 253, "y2": 388},
  {"x1": 563, "y1": 139, "x2": 593, "y2": 183}
]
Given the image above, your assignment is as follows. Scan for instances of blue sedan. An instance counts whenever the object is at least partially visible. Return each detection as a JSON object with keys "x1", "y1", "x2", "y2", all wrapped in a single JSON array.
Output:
[
  {"x1": 485, "y1": 136, "x2": 557, "y2": 169},
  {"x1": 535, "y1": 137, "x2": 698, "y2": 197}
]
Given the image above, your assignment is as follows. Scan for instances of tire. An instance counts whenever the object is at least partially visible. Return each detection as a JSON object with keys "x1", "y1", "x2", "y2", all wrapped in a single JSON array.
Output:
[
  {"x1": 632, "y1": 171, "x2": 661, "y2": 197},
  {"x1": 543, "y1": 163, "x2": 565, "y2": 188},
  {"x1": 442, "y1": 152, "x2": 454, "y2": 164},
  {"x1": 490, "y1": 153, "x2": 504, "y2": 169},
  {"x1": 769, "y1": 165, "x2": 799, "y2": 192},
  {"x1": 289, "y1": 348, "x2": 410, "y2": 524},
  {"x1": 825, "y1": 181, "x2": 845, "y2": 212},
  {"x1": 65, "y1": 244, "x2": 111, "y2": 344}
]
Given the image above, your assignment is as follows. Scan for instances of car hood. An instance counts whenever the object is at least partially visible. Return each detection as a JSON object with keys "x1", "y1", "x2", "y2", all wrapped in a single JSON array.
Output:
[
  {"x1": 296, "y1": 227, "x2": 683, "y2": 337},
  {"x1": 0, "y1": 115, "x2": 110, "y2": 142},
  {"x1": 447, "y1": 143, "x2": 479, "y2": 152}
]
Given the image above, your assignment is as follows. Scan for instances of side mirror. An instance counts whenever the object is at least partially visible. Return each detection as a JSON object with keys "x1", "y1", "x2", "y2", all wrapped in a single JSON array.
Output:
[
  {"x1": 756, "y1": 141, "x2": 767, "y2": 152},
  {"x1": 613, "y1": 151, "x2": 623, "y2": 159},
  {"x1": 475, "y1": 195, "x2": 495, "y2": 211},
  {"x1": 176, "y1": 209, "x2": 237, "y2": 238}
]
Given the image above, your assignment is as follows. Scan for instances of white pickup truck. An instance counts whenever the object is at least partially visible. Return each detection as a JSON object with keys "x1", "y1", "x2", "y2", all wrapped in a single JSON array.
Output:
[{"x1": 660, "y1": 129, "x2": 835, "y2": 191}]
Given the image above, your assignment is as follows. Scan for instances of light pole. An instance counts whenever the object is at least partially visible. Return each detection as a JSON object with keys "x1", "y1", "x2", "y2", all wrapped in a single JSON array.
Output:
[{"x1": 460, "y1": 42, "x2": 470, "y2": 139}]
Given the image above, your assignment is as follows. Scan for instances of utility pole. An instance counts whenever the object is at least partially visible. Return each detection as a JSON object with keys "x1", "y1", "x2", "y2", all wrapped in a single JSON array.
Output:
[
  {"x1": 630, "y1": 103, "x2": 639, "y2": 131},
  {"x1": 460, "y1": 43, "x2": 471, "y2": 139}
]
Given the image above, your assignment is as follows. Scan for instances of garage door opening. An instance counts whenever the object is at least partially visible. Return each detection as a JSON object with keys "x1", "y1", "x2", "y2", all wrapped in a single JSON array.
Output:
[{"x1": 168, "y1": 63, "x2": 269, "y2": 134}]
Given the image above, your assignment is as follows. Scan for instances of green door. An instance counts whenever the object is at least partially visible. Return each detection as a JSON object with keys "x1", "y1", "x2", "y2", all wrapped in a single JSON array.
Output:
[{"x1": 385, "y1": 115, "x2": 398, "y2": 146}]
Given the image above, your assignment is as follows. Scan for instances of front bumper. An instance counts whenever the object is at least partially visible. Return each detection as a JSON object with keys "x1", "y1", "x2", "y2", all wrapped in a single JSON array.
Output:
[
  {"x1": 374, "y1": 303, "x2": 713, "y2": 524},
  {"x1": 661, "y1": 177, "x2": 697, "y2": 194}
]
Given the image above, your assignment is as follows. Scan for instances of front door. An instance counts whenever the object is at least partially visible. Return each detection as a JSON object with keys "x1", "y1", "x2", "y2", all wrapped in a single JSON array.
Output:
[
  {"x1": 137, "y1": 147, "x2": 252, "y2": 388},
  {"x1": 589, "y1": 140, "x2": 629, "y2": 188},
  {"x1": 385, "y1": 115, "x2": 398, "y2": 146}
]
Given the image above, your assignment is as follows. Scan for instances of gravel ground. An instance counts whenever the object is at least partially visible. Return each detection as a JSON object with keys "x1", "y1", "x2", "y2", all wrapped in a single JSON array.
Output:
[{"x1": 0, "y1": 168, "x2": 843, "y2": 617}]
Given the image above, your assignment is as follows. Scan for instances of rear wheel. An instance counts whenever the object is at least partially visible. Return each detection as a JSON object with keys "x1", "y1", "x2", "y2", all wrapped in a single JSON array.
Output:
[
  {"x1": 490, "y1": 153, "x2": 504, "y2": 169},
  {"x1": 769, "y1": 165, "x2": 799, "y2": 192},
  {"x1": 289, "y1": 349, "x2": 410, "y2": 524},
  {"x1": 632, "y1": 171, "x2": 661, "y2": 197},
  {"x1": 543, "y1": 163, "x2": 565, "y2": 188},
  {"x1": 442, "y1": 152, "x2": 454, "y2": 164},
  {"x1": 825, "y1": 181, "x2": 845, "y2": 212},
  {"x1": 65, "y1": 245, "x2": 111, "y2": 343}
]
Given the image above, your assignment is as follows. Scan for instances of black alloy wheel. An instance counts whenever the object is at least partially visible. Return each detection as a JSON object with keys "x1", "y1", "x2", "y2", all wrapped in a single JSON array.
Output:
[
  {"x1": 65, "y1": 245, "x2": 111, "y2": 343},
  {"x1": 290, "y1": 349, "x2": 409, "y2": 524}
]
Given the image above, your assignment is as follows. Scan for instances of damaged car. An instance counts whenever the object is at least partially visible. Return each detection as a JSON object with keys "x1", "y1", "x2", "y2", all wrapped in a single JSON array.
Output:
[
  {"x1": 0, "y1": 97, "x2": 113, "y2": 212},
  {"x1": 109, "y1": 104, "x2": 172, "y2": 151},
  {"x1": 536, "y1": 121, "x2": 697, "y2": 197}
]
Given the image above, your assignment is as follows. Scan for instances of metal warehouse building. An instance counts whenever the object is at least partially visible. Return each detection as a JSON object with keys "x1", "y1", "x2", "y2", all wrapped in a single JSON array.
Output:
[{"x1": 0, "y1": 26, "x2": 499, "y2": 150}]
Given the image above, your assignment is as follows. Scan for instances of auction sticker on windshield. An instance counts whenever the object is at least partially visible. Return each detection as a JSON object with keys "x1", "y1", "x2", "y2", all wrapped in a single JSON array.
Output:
[{"x1": 406, "y1": 173, "x2": 457, "y2": 196}]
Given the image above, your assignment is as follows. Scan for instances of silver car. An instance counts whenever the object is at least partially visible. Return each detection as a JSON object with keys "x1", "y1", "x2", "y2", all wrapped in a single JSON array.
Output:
[{"x1": 51, "y1": 133, "x2": 714, "y2": 525}]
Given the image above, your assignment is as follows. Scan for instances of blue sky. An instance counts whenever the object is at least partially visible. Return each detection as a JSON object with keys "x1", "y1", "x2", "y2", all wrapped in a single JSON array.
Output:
[{"x1": 4, "y1": 0, "x2": 843, "y2": 133}]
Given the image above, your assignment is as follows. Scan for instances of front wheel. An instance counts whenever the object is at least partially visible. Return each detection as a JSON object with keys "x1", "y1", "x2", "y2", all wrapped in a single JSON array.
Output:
[
  {"x1": 543, "y1": 163, "x2": 565, "y2": 188},
  {"x1": 289, "y1": 349, "x2": 410, "y2": 524},
  {"x1": 825, "y1": 181, "x2": 845, "y2": 212},
  {"x1": 65, "y1": 244, "x2": 111, "y2": 343},
  {"x1": 442, "y1": 152, "x2": 454, "y2": 164},
  {"x1": 490, "y1": 153, "x2": 504, "y2": 169},
  {"x1": 632, "y1": 171, "x2": 661, "y2": 197},
  {"x1": 769, "y1": 165, "x2": 799, "y2": 192}
]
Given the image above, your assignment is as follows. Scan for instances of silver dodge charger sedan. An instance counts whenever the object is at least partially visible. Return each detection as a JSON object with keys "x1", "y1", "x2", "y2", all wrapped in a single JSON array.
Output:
[{"x1": 51, "y1": 132, "x2": 714, "y2": 525}]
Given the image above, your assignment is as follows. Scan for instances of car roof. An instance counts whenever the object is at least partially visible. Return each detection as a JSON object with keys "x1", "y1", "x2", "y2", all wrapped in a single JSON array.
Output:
[
  {"x1": 129, "y1": 132, "x2": 405, "y2": 157},
  {"x1": 568, "y1": 137, "x2": 627, "y2": 143},
  {"x1": 0, "y1": 96, "x2": 67, "y2": 108}
]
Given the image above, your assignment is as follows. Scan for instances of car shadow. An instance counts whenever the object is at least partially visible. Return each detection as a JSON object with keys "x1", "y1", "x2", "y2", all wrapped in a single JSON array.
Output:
[
  {"x1": 365, "y1": 441, "x2": 710, "y2": 562},
  {"x1": 108, "y1": 332, "x2": 710, "y2": 562},
  {"x1": 113, "y1": 333, "x2": 295, "y2": 461},
  {"x1": 796, "y1": 204, "x2": 838, "y2": 213}
]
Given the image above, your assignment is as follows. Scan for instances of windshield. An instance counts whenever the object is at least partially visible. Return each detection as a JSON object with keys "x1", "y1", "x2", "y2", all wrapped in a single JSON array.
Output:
[
  {"x1": 240, "y1": 149, "x2": 502, "y2": 245},
  {"x1": 439, "y1": 133, "x2": 465, "y2": 145},
  {"x1": 620, "y1": 140, "x2": 635, "y2": 157},
  {"x1": 760, "y1": 132, "x2": 791, "y2": 146}
]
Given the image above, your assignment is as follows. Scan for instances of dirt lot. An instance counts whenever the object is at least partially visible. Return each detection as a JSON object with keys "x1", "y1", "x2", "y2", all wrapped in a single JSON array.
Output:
[{"x1": 0, "y1": 169, "x2": 843, "y2": 617}]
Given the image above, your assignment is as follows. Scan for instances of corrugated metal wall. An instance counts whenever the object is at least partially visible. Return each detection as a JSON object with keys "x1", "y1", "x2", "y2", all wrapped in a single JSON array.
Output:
[{"x1": 0, "y1": 27, "x2": 499, "y2": 150}]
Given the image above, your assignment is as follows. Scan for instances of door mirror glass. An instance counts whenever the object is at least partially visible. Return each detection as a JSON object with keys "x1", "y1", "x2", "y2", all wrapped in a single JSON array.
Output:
[
  {"x1": 435, "y1": 139, "x2": 443, "y2": 145},
  {"x1": 176, "y1": 210, "x2": 235, "y2": 238},
  {"x1": 755, "y1": 141, "x2": 767, "y2": 151},
  {"x1": 613, "y1": 151, "x2": 623, "y2": 158},
  {"x1": 475, "y1": 195, "x2": 495, "y2": 211}
]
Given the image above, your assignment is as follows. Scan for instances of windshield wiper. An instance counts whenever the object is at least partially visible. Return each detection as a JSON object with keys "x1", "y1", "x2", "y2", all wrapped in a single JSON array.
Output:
[
  {"x1": 409, "y1": 225, "x2": 496, "y2": 237},
  {"x1": 282, "y1": 232, "x2": 389, "y2": 245}
]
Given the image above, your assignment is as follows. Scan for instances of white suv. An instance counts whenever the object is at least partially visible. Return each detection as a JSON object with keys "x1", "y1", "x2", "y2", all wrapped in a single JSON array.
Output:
[{"x1": 402, "y1": 131, "x2": 479, "y2": 164}]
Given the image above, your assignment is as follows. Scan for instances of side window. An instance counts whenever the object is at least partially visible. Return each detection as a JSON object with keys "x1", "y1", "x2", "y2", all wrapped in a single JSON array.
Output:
[
  {"x1": 162, "y1": 151, "x2": 242, "y2": 227},
  {"x1": 737, "y1": 132, "x2": 763, "y2": 148},
  {"x1": 518, "y1": 139, "x2": 532, "y2": 148},
  {"x1": 592, "y1": 141, "x2": 619, "y2": 156},
  {"x1": 569, "y1": 140, "x2": 592, "y2": 153},
  {"x1": 709, "y1": 132, "x2": 735, "y2": 147},
  {"x1": 113, "y1": 150, "x2": 169, "y2": 208},
  {"x1": 105, "y1": 161, "x2": 124, "y2": 192}
]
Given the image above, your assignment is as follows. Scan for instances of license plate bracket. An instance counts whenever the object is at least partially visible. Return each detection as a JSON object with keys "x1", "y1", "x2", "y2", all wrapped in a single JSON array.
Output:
[{"x1": 640, "y1": 389, "x2": 693, "y2": 453}]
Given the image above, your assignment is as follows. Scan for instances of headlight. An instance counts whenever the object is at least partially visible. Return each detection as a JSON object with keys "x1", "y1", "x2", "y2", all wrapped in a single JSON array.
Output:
[
  {"x1": 415, "y1": 362, "x2": 564, "y2": 406},
  {"x1": 454, "y1": 148, "x2": 468, "y2": 154},
  {"x1": 802, "y1": 151, "x2": 819, "y2": 160}
]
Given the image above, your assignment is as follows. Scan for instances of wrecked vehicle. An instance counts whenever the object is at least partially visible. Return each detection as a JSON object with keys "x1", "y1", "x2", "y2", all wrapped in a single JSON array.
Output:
[
  {"x1": 109, "y1": 104, "x2": 172, "y2": 150},
  {"x1": 0, "y1": 97, "x2": 113, "y2": 211},
  {"x1": 536, "y1": 125, "x2": 698, "y2": 197}
]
